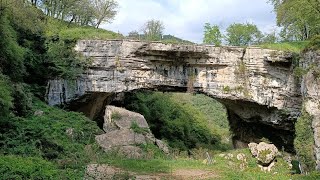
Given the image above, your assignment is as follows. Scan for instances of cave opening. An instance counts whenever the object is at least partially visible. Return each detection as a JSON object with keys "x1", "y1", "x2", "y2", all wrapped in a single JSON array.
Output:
[{"x1": 64, "y1": 89, "x2": 296, "y2": 153}]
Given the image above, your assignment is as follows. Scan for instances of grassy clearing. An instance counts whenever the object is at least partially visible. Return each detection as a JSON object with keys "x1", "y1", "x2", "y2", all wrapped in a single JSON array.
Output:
[
  {"x1": 96, "y1": 148, "x2": 320, "y2": 179},
  {"x1": 258, "y1": 41, "x2": 309, "y2": 53}
]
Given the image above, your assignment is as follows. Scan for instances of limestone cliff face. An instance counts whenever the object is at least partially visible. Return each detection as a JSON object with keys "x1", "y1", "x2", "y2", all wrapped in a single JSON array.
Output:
[
  {"x1": 301, "y1": 51, "x2": 320, "y2": 170},
  {"x1": 47, "y1": 40, "x2": 302, "y2": 150}
]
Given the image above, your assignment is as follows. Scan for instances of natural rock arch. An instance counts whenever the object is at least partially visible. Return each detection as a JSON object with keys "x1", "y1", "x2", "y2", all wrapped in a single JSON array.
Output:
[{"x1": 47, "y1": 40, "x2": 302, "y2": 151}]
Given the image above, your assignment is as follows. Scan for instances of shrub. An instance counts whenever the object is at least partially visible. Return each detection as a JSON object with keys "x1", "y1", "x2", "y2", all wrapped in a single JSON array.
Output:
[
  {"x1": 124, "y1": 92, "x2": 229, "y2": 151},
  {"x1": 304, "y1": 35, "x2": 320, "y2": 52},
  {"x1": 130, "y1": 121, "x2": 149, "y2": 134},
  {"x1": 12, "y1": 83, "x2": 33, "y2": 117},
  {"x1": 0, "y1": 155, "x2": 58, "y2": 179},
  {"x1": 111, "y1": 111, "x2": 122, "y2": 120},
  {"x1": 0, "y1": 74, "x2": 13, "y2": 118},
  {"x1": 294, "y1": 109, "x2": 316, "y2": 173},
  {"x1": 46, "y1": 39, "x2": 92, "y2": 79}
]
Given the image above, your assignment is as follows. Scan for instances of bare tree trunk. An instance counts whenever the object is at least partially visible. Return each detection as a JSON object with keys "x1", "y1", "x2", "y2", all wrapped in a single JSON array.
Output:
[
  {"x1": 96, "y1": 20, "x2": 102, "y2": 28},
  {"x1": 68, "y1": 14, "x2": 75, "y2": 27}
]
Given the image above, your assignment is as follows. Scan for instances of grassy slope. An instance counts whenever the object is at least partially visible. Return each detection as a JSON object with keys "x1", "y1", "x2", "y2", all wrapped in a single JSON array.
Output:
[
  {"x1": 45, "y1": 18, "x2": 123, "y2": 40},
  {"x1": 258, "y1": 41, "x2": 309, "y2": 53},
  {"x1": 0, "y1": 99, "x2": 103, "y2": 179}
]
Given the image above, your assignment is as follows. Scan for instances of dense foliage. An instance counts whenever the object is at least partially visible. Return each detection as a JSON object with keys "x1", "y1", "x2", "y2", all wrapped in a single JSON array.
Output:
[
  {"x1": 123, "y1": 92, "x2": 230, "y2": 151},
  {"x1": 0, "y1": 99, "x2": 103, "y2": 178},
  {"x1": 142, "y1": 19, "x2": 165, "y2": 41},
  {"x1": 270, "y1": 0, "x2": 320, "y2": 41},
  {"x1": 225, "y1": 23, "x2": 262, "y2": 46},
  {"x1": 203, "y1": 23, "x2": 222, "y2": 46},
  {"x1": 294, "y1": 109, "x2": 316, "y2": 173}
]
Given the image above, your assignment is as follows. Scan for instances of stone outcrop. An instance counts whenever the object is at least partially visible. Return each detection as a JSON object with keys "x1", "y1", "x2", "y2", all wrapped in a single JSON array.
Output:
[
  {"x1": 95, "y1": 105, "x2": 169, "y2": 158},
  {"x1": 248, "y1": 142, "x2": 279, "y2": 165},
  {"x1": 46, "y1": 40, "x2": 302, "y2": 150},
  {"x1": 46, "y1": 40, "x2": 302, "y2": 151},
  {"x1": 249, "y1": 142, "x2": 279, "y2": 172},
  {"x1": 301, "y1": 51, "x2": 320, "y2": 170}
]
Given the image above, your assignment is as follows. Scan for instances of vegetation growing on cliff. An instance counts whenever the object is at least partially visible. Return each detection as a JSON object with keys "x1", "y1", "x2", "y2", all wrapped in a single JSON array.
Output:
[{"x1": 294, "y1": 109, "x2": 316, "y2": 173}]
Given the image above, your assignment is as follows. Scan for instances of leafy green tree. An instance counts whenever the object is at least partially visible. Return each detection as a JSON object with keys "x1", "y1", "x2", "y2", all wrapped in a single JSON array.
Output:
[
  {"x1": 142, "y1": 19, "x2": 164, "y2": 41},
  {"x1": 270, "y1": 0, "x2": 320, "y2": 40},
  {"x1": 68, "y1": 0, "x2": 95, "y2": 26},
  {"x1": 203, "y1": 23, "x2": 222, "y2": 46},
  {"x1": 261, "y1": 31, "x2": 278, "y2": 44},
  {"x1": 128, "y1": 30, "x2": 140, "y2": 40},
  {"x1": 92, "y1": 0, "x2": 118, "y2": 28},
  {"x1": 0, "y1": 74, "x2": 13, "y2": 118},
  {"x1": 225, "y1": 23, "x2": 262, "y2": 46}
]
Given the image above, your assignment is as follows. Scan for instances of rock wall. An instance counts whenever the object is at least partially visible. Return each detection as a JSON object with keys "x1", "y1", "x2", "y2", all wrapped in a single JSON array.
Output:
[{"x1": 46, "y1": 40, "x2": 302, "y2": 150}]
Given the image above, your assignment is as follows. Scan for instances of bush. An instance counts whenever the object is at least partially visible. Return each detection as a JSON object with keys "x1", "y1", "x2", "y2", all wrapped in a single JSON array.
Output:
[
  {"x1": 0, "y1": 12, "x2": 26, "y2": 81},
  {"x1": 0, "y1": 99, "x2": 103, "y2": 174},
  {"x1": 304, "y1": 35, "x2": 320, "y2": 52},
  {"x1": 294, "y1": 109, "x2": 316, "y2": 173},
  {"x1": 124, "y1": 92, "x2": 229, "y2": 151},
  {"x1": 0, "y1": 155, "x2": 58, "y2": 179},
  {"x1": 130, "y1": 121, "x2": 149, "y2": 134},
  {"x1": 12, "y1": 83, "x2": 33, "y2": 117},
  {"x1": 0, "y1": 74, "x2": 13, "y2": 118}
]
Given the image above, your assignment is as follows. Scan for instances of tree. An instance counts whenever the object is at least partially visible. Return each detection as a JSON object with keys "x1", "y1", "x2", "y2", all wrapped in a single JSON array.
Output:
[
  {"x1": 92, "y1": 0, "x2": 118, "y2": 28},
  {"x1": 261, "y1": 31, "x2": 278, "y2": 44},
  {"x1": 270, "y1": 0, "x2": 320, "y2": 40},
  {"x1": 142, "y1": 19, "x2": 164, "y2": 41},
  {"x1": 128, "y1": 30, "x2": 140, "y2": 40},
  {"x1": 203, "y1": 23, "x2": 222, "y2": 46},
  {"x1": 225, "y1": 23, "x2": 262, "y2": 46}
]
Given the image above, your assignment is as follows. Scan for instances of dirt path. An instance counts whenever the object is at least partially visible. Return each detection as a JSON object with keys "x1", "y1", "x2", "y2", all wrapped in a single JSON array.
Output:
[{"x1": 135, "y1": 169, "x2": 218, "y2": 180}]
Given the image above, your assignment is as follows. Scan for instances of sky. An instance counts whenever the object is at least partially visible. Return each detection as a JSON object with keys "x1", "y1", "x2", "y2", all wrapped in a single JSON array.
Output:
[{"x1": 101, "y1": 0, "x2": 277, "y2": 43}]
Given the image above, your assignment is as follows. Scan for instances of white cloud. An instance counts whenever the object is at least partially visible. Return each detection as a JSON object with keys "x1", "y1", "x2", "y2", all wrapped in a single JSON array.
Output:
[{"x1": 101, "y1": 0, "x2": 277, "y2": 43}]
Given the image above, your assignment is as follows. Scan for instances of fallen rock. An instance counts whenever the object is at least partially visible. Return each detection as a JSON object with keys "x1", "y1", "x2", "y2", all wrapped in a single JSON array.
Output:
[
  {"x1": 118, "y1": 145, "x2": 144, "y2": 159},
  {"x1": 65, "y1": 128, "x2": 75, "y2": 139},
  {"x1": 155, "y1": 139, "x2": 169, "y2": 154},
  {"x1": 34, "y1": 110, "x2": 44, "y2": 116},
  {"x1": 103, "y1": 106, "x2": 150, "y2": 132},
  {"x1": 96, "y1": 106, "x2": 170, "y2": 157},
  {"x1": 249, "y1": 142, "x2": 279, "y2": 165},
  {"x1": 96, "y1": 129, "x2": 146, "y2": 151},
  {"x1": 236, "y1": 153, "x2": 246, "y2": 162},
  {"x1": 85, "y1": 164, "x2": 161, "y2": 180}
]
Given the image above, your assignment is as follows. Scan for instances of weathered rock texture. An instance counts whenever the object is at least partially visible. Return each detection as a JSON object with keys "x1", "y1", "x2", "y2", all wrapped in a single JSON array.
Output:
[
  {"x1": 96, "y1": 105, "x2": 169, "y2": 158},
  {"x1": 248, "y1": 142, "x2": 279, "y2": 165},
  {"x1": 301, "y1": 51, "x2": 320, "y2": 170},
  {"x1": 47, "y1": 40, "x2": 302, "y2": 150}
]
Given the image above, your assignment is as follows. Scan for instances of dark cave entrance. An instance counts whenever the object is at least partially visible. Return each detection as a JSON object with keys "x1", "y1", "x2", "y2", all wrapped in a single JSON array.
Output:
[{"x1": 64, "y1": 89, "x2": 296, "y2": 153}]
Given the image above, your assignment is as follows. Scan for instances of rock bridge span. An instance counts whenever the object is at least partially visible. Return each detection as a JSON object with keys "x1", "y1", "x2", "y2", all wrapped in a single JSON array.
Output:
[{"x1": 47, "y1": 40, "x2": 302, "y2": 151}]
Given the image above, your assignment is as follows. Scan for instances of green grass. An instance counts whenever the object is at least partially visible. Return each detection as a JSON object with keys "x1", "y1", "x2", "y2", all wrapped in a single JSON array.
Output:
[
  {"x1": 0, "y1": 98, "x2": 103, "y2": 179},
  {"x1": 59, "y1": 27, "x2": 122, "y2": 40},
  {"x1": 96, "y1": 148, "x2": 320, "y2": 179},
  {"x1": 258, "y1": 41, "x2": 309, "y2": 53},
  {"x1": 45, "y1": 17, "x2": 123, "y2": 40}
]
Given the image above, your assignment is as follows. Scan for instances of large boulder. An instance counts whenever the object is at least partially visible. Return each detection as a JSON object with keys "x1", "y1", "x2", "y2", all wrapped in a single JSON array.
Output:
[
  {"x1": 95, "y1": 106, "x2": 169, "y2": 157},
  {"x1": 103, "y1": 106, "x2": 150, "y2": 132},
  {"x1": 95, "y1": 129, "x2": 147, "y2": 151},
  {"x1": 249, "y1": 142, "x2": 279, "y2": 165}
]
